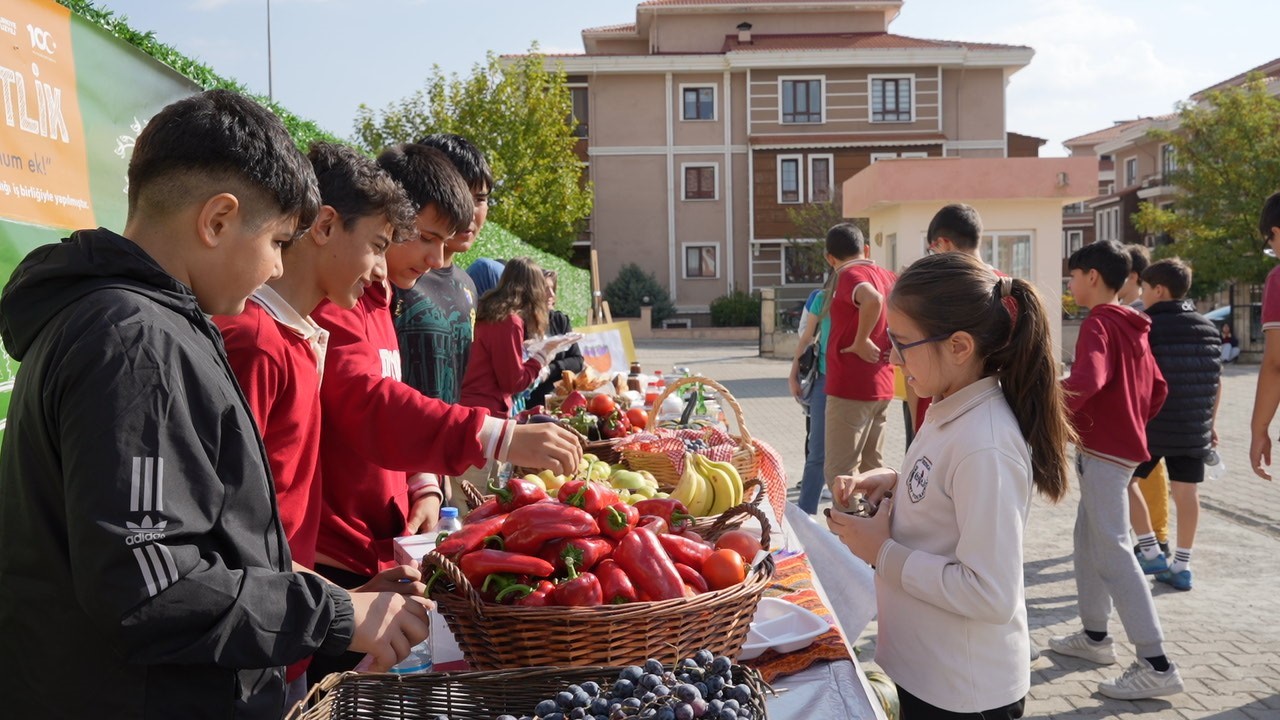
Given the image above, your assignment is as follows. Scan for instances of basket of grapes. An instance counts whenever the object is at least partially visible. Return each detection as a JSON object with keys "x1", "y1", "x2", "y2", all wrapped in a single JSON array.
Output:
[{"x1": 286, "y1": 651, "x2": 771, "y2": 720}]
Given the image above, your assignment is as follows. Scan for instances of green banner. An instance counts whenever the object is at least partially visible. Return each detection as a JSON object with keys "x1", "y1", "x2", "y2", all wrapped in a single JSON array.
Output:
[{"x1": 0, "y1": 0, "x2": 199, "y2": 429}]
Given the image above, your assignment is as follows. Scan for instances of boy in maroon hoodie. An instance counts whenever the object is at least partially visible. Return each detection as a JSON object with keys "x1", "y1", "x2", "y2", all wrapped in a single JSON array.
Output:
[{"x1": 1049, "y1": 240, "x2": 1183, "y2": 699}]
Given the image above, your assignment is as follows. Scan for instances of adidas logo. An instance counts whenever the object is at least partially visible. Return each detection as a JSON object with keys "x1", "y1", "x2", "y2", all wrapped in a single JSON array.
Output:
[{"x1": 125, "y1": 515, "x2": 167, "y2": 546}]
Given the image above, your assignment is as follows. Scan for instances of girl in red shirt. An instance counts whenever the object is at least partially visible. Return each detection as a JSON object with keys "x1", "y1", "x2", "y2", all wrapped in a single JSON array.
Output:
[{"x1": 461, "y1": 257, "x2": 565, "y2": 417}]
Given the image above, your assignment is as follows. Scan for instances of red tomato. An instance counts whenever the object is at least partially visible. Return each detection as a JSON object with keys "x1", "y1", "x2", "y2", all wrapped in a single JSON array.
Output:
[
  {"x1": 714, "y1": 530, "x2": 763, "y2": 564},
  {"x1": 702, "y1": 549, "x2": 746, "y2": 591},
  {"x1": 626, "y1": 407, "x2": 648, "y2": 431},
  {"x1": 588, "y1": 393, "x2": 616, "y2": 417}
]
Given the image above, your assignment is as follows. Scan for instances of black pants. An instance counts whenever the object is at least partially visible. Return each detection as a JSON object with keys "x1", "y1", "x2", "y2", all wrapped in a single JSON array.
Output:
[
  {"x1": 306, "y1": 564, "x2": 374, "y2": 687},
  {"x1": 898, "y1": 685, "x2": 1026, "y2": 720}
]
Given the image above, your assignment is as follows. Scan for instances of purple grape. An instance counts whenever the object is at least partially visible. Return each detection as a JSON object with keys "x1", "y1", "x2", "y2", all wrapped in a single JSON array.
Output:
[
  {"x1": 689, "y1": 699, "x2": 708, "y2": 718},
  {"x1": 674, "y1": 704, "x2": 695, "y2": 720},
  {"x1": 643, "y1": 659, "x2": 665, "y2": 675},
  {"x1": 536, "y1": 699, "x2": 559, "y2": 716}
]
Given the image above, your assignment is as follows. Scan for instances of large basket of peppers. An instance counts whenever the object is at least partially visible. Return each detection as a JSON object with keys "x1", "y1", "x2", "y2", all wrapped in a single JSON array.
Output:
[
  {"x1": 622, "y1": 376, "x2": 759, "y2": 491},
  {"x1": 422, "y1": 476, "x2": 774, "y2": 671}
]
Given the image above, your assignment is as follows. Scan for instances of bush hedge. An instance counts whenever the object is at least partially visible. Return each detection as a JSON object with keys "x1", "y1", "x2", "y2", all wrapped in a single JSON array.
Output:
[
  {"x1": 604, "y1": 264, "x2": 676, "y2": 328},
  {"x1": 709, "y1": 290, "x2": 761, "y2": 327}
]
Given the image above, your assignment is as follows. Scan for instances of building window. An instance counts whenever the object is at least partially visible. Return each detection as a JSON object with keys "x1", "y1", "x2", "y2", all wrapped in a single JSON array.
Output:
[
  {"x1": 1160, "y1": 144, "x2": 1177, "y2": 179},
  {"x1": 869, "y1": 152, "x2": 897, "y2": 163},
  {"x1": 570, "y1": 86, "x2": 589, "y2": 138},
  {"x1": 681, "y1": 163, "x2": 718, "y2": 201},
  {"x1": 780, "y1": 78, "x2": 823, "y2": 124},
  {"x1": 980, "y1": 232, "x2": 1033, "y2": 279},
  {"x1": 886, "y1": 233, "x2": 899, "y2": 273},
  {"x1": 1124, "y1": 157, "x2": 1138, "y2": 187},
  {"x1": 1095, "y1": 207, "x2": 1120, "y2": 242},
  {"x1": 808, "y1": 155, "x2": 833, "y2": 203},
  {"x1": 871, "y1": 76, "x2": 913, "y2": 122},
  {"x1": 681, "y1": 86, "x2": 716, "y2": 121},
  {"x1": 778, "y1": 155, "x2": 803, "y2": 203},
  {"x1": 1063, "y1": 229, "x2": 1084, "y2": 257},
  {"x1": 783, "y1": 243, "x2": 826, "y2": 285},
  {"x1": 683, "y1": 244, "x2": 719, "y2": 279}
]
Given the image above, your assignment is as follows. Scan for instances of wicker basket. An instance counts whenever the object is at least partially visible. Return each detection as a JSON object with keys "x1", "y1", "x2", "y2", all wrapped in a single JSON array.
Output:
[
  {"x1": 422, "y1": 504, "x2": 774, "y2": 671},
  {"x1": 288, "y1": 663, "x2": 772, "y2": 720},
  {"x1": 622, "y1": 376, "x2": 759, "y2": 489}
]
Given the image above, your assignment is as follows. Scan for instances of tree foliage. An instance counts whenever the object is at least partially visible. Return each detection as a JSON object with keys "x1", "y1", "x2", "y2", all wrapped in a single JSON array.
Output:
[
  {"x1": 354, "y1": 49, "x2": 593, "y2": 257},
  {"x1": 784, "y1": 201, "x2": 863, "y2": 284},
  {"x1": 1132, "y1": 76, "x2": 1280, "y2": 289},
  {"x1": 604, "y1": 264, "x2": 676, "y2": 327}
]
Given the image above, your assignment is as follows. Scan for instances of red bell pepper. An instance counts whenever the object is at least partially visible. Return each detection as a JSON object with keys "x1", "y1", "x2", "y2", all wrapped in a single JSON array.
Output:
[
  {"x1": 596, "y1": 502, "x2": 639, "y2": 541},
  {"x1": 459, "y1": 549, "x2": 555, "y2": 589},
  {"x1": 465, "y1": 497, "x2": 504, "y2": 523},
  {"x1": 595, "y1": 559, "x2": 639, "y2": 604},
  {"x1": 550, "y1": 554, "x2": 603, "y2": 606},
  {"x1": 495, "y1": 579, "x2": 556, "y2": 607},
  {"x1": 637, "y1": 515, "x2": 669, "y2": 535},
  {"x1": 633, "y1": 499, "x2": 695, "y2": 532},
  {"x1": 540, "y1": 536, "x2": 615, "y2": 575},
  {"x1": 614, "y1": 526, "x2": 685, "y2": 602},
  {"x1": 433, "y1": 514, "x2": 509, "y2": 558},
  {"x1": 501, "y1": 502, "x2": 600, "y2": 554},
  {"x1": 559, "y1": 479, "x2": 619, "y2": 515},
  {"x1": 488, "y1": 477, "x2": 549, "y2": 513},
  {"x1": 675, "y1": 563, "x2": 708, "y2": 594},
  {"x1": 657, "y1": 533, "x2": 713, "y2": 571}
]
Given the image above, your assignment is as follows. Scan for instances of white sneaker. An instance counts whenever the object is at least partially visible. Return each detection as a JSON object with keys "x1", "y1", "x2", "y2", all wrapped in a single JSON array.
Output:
[
  {"x1": 1099, "y1": 659, "x2": 1184, "y2": 699},
  {"x1": 1048, "y1": 631, "x2": 1117, "y2": 665}
]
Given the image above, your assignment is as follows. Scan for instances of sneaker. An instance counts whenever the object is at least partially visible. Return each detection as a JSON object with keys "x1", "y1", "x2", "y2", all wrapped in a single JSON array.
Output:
[
  {"x1": 1155, "y1": 568, "x2": 1193, "y2": 591},
  {"x1": 1099, "y1": 659, "x2": 1184, "y2": 699},
  {"x1": 1137, "y1": 552, "x2": 1169, "y2": 575},
  {"x1": 1048, "y1": 631, "x2": 1117, "y2": 665}
]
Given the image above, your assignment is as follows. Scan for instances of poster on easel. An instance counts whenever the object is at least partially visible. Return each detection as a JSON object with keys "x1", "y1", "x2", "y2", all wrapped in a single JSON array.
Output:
[{"x1": 576, "y1": 321, "x2": 635, "y2": 377}]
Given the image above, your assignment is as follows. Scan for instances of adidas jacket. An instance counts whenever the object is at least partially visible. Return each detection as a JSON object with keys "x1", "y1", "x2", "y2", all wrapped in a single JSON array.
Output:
[{"x1": 0, "y1": 228, "x2": 354, "y2": 719}]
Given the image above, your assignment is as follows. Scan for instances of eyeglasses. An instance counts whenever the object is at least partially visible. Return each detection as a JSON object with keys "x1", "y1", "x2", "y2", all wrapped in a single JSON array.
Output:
[
  {"x1": 887, "y1": 331, "x2": 953, "y2": 356},
  {"x1": 1264, "y1": 228, "x2": 1277, "y2": 258},
  {"x1": 925, "y1": 239, "x2": 941, "y2": 256}
]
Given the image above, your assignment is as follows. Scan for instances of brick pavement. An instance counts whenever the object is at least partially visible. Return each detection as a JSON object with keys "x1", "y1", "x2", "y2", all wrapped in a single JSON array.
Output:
[{"x1": 636, "y1": 340, "x2": 1280, "y2": 719}]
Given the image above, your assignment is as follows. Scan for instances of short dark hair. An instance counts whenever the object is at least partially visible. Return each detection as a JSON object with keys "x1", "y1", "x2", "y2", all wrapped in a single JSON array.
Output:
[
  {"x1": 1068, "y1": 240, "x2": 1130, "y2": 292},
  {"x1": 926, "y1": 203, "x2": 982, "y2": 250},
  {"x1": 375, "y1": 143, "x2": 474, "y2": 234},
  {"x1": 1125, "y1": 243, "x2": 1151, "y2": 277},
  {"x1": 1261, "y1": 191, "x2": 1280, "y2": 246},
  {"x1": 1142, "y1": 258, "x2": 1192, "y2": 299},
  {"x1": 416, "y1": 133, "x2": 494, "y2": 193},
  {"x1": 127, "y1": 89, "x2": 319, "y2": 239},
  {"x1": 308, "y1": 142, "x2": 416, "y2": 242},
  {"x1": 825, "y1": 223, "x2": 865, "y2": 260}
]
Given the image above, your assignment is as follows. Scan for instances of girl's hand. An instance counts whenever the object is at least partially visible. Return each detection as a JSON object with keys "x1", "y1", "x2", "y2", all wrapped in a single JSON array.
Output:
[
  {"x1": 355, "y1": 565, "x2": 429, "y2": 597},
  {"x1": 833, "y1": 468, "x2": 898, "y2": 510},
  {"x1": 787, "y1": 373, "x2": 802, "y2": 400},
  {"x1": 825, "y1": 495, "x2": 894, "y2": 566}
]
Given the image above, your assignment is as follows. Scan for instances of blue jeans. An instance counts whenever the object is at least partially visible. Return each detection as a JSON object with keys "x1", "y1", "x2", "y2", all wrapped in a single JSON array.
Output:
[{"x1": 798, "y1": 373, "x2": 827, "y2": 514}]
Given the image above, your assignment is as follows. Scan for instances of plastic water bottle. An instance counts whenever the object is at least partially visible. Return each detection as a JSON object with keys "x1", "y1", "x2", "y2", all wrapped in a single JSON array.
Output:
[
  {"x1": 1205, "y1": 449, "x2": 1227, "y2": 481},
  {"x1": 436, "y1": 506, "x2": 463, "y2": 535},
  {"x1": 388, "y1": 639, "x2": 433, "y2": 674}
]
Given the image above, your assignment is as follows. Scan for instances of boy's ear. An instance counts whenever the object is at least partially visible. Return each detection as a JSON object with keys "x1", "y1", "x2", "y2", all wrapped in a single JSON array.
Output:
[
  {"x1": 309, "y1": 205, "x2": 340, "y2": 246},
  {"x1": 196, "y1": 193, "x2": 242, "y2": 249}
]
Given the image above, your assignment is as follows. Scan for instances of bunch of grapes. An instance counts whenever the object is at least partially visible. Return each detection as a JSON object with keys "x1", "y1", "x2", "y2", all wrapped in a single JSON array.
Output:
[{"x1": 500, "y1": 650, "x2": 758, "y2": 720}]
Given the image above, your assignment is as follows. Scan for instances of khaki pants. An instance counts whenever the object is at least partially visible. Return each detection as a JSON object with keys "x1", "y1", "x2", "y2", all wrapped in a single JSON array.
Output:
[
  {"x1": 823, "y1": 396, "x2": 891, "y2": 509},
  {"x1": 1137, "y1": 460, "x2": 1171, "y2": 544}
]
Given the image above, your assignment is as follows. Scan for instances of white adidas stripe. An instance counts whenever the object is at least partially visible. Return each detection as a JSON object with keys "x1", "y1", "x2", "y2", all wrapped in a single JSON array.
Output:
[
  {"x1": 130, "y1": 457, "x2": 165, "y2": 513},
  {"x1": 132, "y1": 544, "x2": 178, "y2": 598}
]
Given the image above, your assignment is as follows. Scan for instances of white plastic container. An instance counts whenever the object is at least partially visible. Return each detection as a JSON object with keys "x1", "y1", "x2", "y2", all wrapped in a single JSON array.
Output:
[{"x1": 736, "y1": 597, "x2": 829, "y2": 660}]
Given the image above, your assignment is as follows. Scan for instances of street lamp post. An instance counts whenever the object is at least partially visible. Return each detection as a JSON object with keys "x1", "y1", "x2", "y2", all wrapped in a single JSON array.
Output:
[{"x1": 266, "y1": 0, "x2": 274, "y2": 101}]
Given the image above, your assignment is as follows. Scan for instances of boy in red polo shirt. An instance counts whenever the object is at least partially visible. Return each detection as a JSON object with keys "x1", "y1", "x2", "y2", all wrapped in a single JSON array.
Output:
[
  {"x1": 214, "y1": 142, "x2": 424, "y2": 702},
  {"x1": 822, "y1": 223, "x2": 896, "y2": 509}
]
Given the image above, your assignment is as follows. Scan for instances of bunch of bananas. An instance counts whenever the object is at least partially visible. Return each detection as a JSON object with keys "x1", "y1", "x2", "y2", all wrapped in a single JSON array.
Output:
[{"x1": 668, "y1": 453, "x2": 745, "y2": 517}]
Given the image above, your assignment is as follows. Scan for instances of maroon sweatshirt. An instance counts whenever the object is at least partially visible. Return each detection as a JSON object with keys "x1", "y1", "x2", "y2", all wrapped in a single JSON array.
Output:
[{"x1": 1063, "y1": 303, "x2": 1167, "y2": 464}]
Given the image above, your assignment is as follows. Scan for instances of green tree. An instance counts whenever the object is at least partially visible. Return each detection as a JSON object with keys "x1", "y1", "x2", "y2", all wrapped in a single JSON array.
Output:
[
  {"x1": 1132, "y1": 75, "x2": 1280, "y2": 289},
  {"x1": 354, "y1": 48, "x2": 592, "y2": 257},
  {"x1": 784, "y1": 201, "x2": 866, "y2": 284}
]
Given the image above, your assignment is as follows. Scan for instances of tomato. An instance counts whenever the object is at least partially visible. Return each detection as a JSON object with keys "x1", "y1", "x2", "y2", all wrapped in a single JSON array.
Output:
[
  {"x1": 588, "y1": 393, "x2": 616, "y2": 417},
  {"x1": 702, "y1": 548, "x2": 746, "y2": 591},
  {"x1": 714, "y1": 530, "x2": 763, "y2": 564},
  {"x1": 626, "y1": 407, "x2": 648, "y2": 431}
]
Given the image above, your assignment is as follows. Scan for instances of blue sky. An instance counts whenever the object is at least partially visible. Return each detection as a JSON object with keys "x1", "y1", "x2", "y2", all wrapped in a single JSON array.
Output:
[{"x1": 98, "y1": 0, "x2": 1279, "y2": 155}]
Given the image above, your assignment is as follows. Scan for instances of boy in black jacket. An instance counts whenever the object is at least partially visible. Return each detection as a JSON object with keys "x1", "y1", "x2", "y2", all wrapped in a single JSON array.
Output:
[
  {"x1": 0, "y1": 90, "x2": 430, "y2": 719},
  {"x1": 1131, "y1": 258, "x2": 1222, "y2": 591}
]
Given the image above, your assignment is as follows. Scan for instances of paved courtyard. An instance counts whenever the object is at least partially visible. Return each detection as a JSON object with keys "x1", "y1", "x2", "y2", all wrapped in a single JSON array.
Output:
[{"x1": 638, "y1": 340, "x2": 1280, "y2": 719}]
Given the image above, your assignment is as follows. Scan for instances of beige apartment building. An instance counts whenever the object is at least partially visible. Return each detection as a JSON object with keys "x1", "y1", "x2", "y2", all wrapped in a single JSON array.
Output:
[{"x1": 549, "y1": 0, "x2": 1037, "y2": 321}]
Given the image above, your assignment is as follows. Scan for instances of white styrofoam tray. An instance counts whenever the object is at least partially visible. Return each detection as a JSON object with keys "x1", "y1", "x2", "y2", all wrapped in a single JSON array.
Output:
[{"x1": 736, "y1": 597, "x2": 829, "y2": 660}]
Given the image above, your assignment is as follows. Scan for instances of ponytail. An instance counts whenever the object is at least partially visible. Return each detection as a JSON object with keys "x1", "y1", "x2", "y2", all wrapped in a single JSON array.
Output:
[
  {"x1": 889, "y1": 253, "x2": 1075, "y2": 502},
  {"x1": 985, "y1": 278, "x2": 1075, "y2": 502}
]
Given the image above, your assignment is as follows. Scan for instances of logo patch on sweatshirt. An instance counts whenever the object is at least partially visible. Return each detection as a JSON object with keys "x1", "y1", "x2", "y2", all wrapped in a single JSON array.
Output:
[{"x1": 907, "y1": 456, "x2": 932, "y2": 503}]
